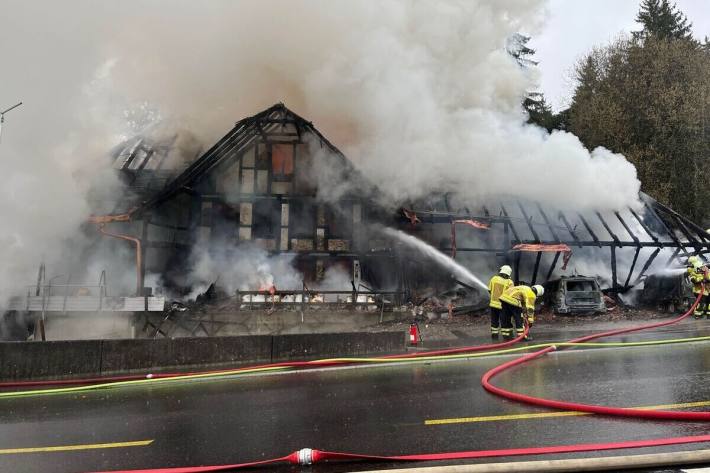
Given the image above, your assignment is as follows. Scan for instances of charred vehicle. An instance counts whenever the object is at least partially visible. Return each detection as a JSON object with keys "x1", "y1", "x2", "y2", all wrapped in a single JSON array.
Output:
[
  {"x1": 640, "y1": 272, "x2": 693, "y2": 312},
  {"x1": 546, "y1": 276, "x2": 606, "y2": 315}
]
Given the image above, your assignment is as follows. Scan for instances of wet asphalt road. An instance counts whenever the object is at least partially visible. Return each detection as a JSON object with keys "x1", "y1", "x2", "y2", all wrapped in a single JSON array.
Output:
[{"x1": 2, "y1": 322, "x2": 710, "y2": 473}]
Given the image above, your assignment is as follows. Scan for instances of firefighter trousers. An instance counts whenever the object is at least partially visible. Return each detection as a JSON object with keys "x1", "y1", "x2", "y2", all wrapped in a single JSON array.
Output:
[
  {"x1": 694, "y1": 293, "x2": 710, "y2": 317},
  {"x1": 490, "y1": 307, "x2": 502, "y2": 335},
  {"x1": 501, "y1": 302, "x2": 524, "y2": 338}
]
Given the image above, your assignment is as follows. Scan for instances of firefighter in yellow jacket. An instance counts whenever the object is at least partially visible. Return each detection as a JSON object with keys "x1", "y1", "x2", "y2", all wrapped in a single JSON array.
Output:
[
  {"x1": 687, "y1": 256, "x2": 709, "y2": 318},
  {"x1": 499, "y1": 284, "x2": 544, "y2": 340},
  {"x1": 488, "y1": 265, "x2": 514, "y2": 339}
]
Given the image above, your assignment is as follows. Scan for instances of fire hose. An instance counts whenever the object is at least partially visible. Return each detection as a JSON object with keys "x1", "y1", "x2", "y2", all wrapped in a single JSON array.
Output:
[
  {"x1": 89, "y1": 435, "x2": 710, "y2": 473},
  {"x1": 4, "y1": 329, "x2": 710, "y2": 398},
  {"x1": 0, "y1": 331, "x2": 531, "y2": 390},
  {"x1": 75, "y1": 292, "x2": 710, "y2": 473},
  {"x1": 481, "y1": 290, "x2": 710, "y2": 420},
  {"x1": 5, "y1": 293, "x2": 710, "y2": 472}
]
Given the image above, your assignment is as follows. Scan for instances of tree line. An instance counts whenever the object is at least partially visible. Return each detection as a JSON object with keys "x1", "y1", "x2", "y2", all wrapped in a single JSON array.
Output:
[{"x1": 521, "y1": 0, "x2": 710, "y2": 224}]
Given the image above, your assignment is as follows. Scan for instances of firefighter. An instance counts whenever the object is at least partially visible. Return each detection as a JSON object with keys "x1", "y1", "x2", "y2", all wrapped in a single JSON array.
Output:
[
  {"x1": 487, "y1": 265, "x2": 514, "y2": 339},
  {"x1": 686, "y1": 256, "x2": 707, "y2": 318},
  {"x1": 499, "y1": 284, "x2": 544, "y2": 340}
]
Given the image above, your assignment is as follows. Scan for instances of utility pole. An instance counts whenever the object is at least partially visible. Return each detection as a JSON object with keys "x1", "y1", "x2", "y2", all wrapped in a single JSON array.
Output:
[{"x1": 0, "y1": 101, "x2": 23, "y2": 143}]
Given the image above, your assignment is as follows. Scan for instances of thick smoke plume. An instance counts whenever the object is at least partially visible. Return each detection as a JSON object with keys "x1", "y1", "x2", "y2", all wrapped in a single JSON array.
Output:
[
  {"x1": 84, "y1": 0, "x2": 640, "y2": 210},
  {"x1": 0, "y1": 0, "x2": 642, "y2": 301}
]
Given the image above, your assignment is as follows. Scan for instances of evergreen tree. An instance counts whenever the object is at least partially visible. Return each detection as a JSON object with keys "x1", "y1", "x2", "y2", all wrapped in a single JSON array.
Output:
[
  {"x1": 633, "y1": 0, "x2": 693, "y2": 41},
  {"x1": 569, "y1": 34, "x2": 710, "y2": 222},
  {"x1": 507, "y1": 33, "x2": 562, "y2": 132},
  {"x1": 508, "y1": 33, "x2": 537, "y2": 68}
]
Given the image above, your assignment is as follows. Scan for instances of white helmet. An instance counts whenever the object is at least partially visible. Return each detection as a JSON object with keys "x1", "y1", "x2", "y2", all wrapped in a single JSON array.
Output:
[
  {"x1": 532, "y1": 285, "x2": 545, "y2": 297},
  {"x1": 499, "y1": 265, "x2": 512, "y2": 277},
  {"x1": 688, "y1": 255, "x2": 702, "y2": 268}
]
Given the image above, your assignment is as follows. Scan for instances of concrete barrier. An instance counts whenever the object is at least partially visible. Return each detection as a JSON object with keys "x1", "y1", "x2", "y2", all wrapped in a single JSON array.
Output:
[
  {"x1": 100, "y1": 336, "x2": 273, "y2": 374},
  {"x1": 0, "y1": 340, "x2": 102, "y2": 379},
  {"x1": 272, "y1": 331, "x2": 405, "y2": 361},
  {"x1": 0, "y1": 331, "x2": 405, "y2": 380}
]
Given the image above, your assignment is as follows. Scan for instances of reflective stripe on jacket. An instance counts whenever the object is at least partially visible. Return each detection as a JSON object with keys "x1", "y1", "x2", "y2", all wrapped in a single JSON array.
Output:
[
  {"x1": 688, "y1": 265, "x2": 705, "y2": 294},
  {"x1": 500, "y1": 285, "x2": 537, "y2": 323},
  {"x1": 488, "y1": 274, "x2": 513, "y2": 309}
]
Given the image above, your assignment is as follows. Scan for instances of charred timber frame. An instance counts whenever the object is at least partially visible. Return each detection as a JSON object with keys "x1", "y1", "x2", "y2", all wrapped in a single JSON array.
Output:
[
  {"x1": 411, "y1": 196, "x2": 710, "y2": 293},
  {"x1": 120, "y1": 103, "x2": 710, "y2": 296}
]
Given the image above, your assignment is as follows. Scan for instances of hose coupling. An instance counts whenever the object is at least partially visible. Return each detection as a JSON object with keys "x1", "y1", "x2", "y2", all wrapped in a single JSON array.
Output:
[{"x1": 296, "y1": 448, "x2": 314, "y2": 465}]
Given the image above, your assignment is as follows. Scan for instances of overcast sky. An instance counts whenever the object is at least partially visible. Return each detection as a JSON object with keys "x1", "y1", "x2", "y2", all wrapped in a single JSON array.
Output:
[{"x1": 532, "y1": 0, "x2": 710, "y2": 111}]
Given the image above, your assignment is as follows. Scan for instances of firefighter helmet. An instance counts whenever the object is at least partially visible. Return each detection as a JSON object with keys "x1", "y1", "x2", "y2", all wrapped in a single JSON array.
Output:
[
  {"x1": 499, "y1": 265, "x2": 513, "y2": 277},
  {"x1": 532, "y1": 285, "x2": 545, "y2": 297}
]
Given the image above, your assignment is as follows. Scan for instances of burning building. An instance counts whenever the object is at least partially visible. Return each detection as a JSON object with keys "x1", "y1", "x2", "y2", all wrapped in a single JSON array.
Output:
[{"x1": 9, "y1": 103, "x2": 710, "y2": 334}]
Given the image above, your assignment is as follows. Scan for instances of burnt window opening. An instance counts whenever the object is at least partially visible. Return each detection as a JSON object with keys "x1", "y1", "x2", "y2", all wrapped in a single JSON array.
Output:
[
  {"x1": 566, "y1": 280, "x2": 596, "y2": 292},
  {"x1": 211, "y1": 203, "x2": 239, "y2": 242},
  {"x1": 290, "y1": 200, "x2": 316, "y2": 238},
  {"x1": 272, "y1": 144, "x2": 294, "y2": 181},
  {"x1": 252, "y1": 199, "x2": 281, "y2": 239},
  {"x1": 326, "y1": 204, "x2": 353, "y2": 239},
  {"x1": 295, "y1": 258, "x2": 317, "y2": 283},
  {"x1": 255, "y1": 144, "x2": 270, "y2": 170}
]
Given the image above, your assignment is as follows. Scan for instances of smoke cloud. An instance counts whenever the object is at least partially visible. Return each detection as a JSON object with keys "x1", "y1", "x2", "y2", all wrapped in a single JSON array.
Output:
[{"x1": 0, "y1": 0, "x2": 642, "y2": 301}]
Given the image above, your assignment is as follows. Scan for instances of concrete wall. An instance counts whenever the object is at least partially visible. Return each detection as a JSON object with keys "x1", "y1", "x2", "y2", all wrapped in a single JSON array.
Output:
[
  {"x1": 0, "y1": 331, "x2": 405, "y2": 381},
  {"x1": 43, "y1": 312, "x2": 136, "y2": 340}
]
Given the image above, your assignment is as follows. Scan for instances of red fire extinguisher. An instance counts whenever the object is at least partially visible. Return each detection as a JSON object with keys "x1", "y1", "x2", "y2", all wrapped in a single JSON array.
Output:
[{"x1": 409, "y1": 322, "x2": 420, "y2": 346}]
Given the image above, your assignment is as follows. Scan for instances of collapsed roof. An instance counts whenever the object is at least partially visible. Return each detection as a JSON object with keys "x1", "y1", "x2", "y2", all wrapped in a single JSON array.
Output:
[{"x1": 92, "y1": 103, "x2": 710, "y2": 295}]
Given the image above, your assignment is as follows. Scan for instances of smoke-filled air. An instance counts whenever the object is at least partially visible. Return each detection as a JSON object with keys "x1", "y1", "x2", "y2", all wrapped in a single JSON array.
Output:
[{"x1": 0, "y1": 0, "x2": 642, "y2": 301}]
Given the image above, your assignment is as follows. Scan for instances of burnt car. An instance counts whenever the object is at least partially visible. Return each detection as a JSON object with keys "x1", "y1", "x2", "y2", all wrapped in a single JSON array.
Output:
[
  {"x1": 545, "y1": 276, "x2": 606, "y2": 315},
  {"x1": 640, "y1": 272, "x2": 693, "y2": 312}
]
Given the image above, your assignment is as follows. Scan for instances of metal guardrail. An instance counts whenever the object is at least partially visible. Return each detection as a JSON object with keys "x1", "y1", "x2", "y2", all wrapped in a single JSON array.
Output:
[
  {"x1": 233, "y1": 289, "x2": 406, "y2": 324},
  {"x1": 8, "y1": 282, "x2": 165, "y2": 313}
]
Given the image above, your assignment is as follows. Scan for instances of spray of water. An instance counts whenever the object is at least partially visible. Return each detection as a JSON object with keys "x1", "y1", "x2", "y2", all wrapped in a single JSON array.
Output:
[
  {"x1": 651, "y1": 267, "x2": 688, "y2": 277},
  {"x1": 381, "y1": 227, "x2": 488, "y2": 292}
]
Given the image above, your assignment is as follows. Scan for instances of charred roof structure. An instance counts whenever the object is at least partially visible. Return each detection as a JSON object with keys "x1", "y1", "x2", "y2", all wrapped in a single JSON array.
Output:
[
  {"x1": 88, "y1": 104, "x2": 710, "y2": 301},
  {"x1": 400, "y1": 193, "x2": 710, "y2": 294}
]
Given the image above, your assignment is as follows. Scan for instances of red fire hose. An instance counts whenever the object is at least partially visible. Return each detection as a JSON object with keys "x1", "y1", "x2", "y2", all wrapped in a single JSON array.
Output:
[
  {"x1": 89, "y1": 434, "x2": 710, "y2": 473},
  {"x1": 0, "y1": 332, "x2": 529, "y2": 388},
  {"x1": 83, "y1": 293, "x2": 710, "y2": 473},
  {"x1": 482, "y1": 291, "x2": 709, "y2": 420}
]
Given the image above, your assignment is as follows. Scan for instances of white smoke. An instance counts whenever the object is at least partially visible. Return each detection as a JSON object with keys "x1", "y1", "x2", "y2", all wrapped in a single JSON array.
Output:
[
  {"x1": 82, "y1": 0, "x2": 640, "y2": 210},
  {"x1": 186, "y1": 243, "x2": 304, "y2": 299},
  {"x1": 0, "y1": 0, "x2": 643, "y2": 302}
]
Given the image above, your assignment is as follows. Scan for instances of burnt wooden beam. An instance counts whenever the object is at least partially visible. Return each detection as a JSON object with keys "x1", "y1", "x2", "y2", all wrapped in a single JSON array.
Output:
[
  {"x1": 614, "y1": 211, "x2": 639, "y2": 244},
  {"x1": 578, "y1": 213, "x2": 601, "y2": 247},
  {"x1": 631, "y1": 247, "x2": 661, "y2": 286},
  {"x1": 628, "y1": 207, "x2": 658, "y2": 243},
  {"x1": 531, "y1": 251, "x2": 542, "y2": 285},
  {"x1": 536, "y1": 203, "x2": 560, "y2": 242},
  {"x1": 668, "y1": 213, "x2": 702, "y2": 253},
  {"x1": 558, "y1": 211, "x2": 582, "y2": 248},
  {"x1": 514, "y1": 250, "x2": 522, "y2": 283},
  {"x1": 646, "y1": 202, "x2": 688, "y2": 256},
  {"x1": 545, "y1": 251, "x2": 561, "y2": 282},
  {"x1": 596, "y1": 211, "x2": 619, "y2": 242},
  {"x1": 652, "y1": 199, "x2": 710, "y2": 243},
  {"x1": 501, "y1": 205, "x2": 521, "y2": 242},
  {"x1": 610, "y1": 246, "x2": 618, "y2": 291},
  {"x1": 623, "y1": 246, "x2": 641, "y2": 289},
  {"x1": 518, "y1": 202, "x2": 540, "y2": 242}
]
